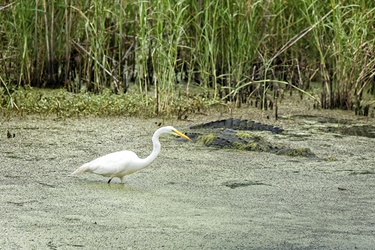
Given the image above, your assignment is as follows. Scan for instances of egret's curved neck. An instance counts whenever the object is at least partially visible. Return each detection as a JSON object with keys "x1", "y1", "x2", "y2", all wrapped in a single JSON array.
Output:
[
  {"x1": 144, "y1": 135, "x2": 161, "y2": 165},
  {"x1": 133, "y1": 130, "x2": 162, "y2": 170}
]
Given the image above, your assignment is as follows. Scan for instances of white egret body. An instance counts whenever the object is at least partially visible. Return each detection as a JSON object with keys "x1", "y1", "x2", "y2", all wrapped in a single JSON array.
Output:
[{"x1": 71, "y1": 126, "x2": 191, "y2": 183}]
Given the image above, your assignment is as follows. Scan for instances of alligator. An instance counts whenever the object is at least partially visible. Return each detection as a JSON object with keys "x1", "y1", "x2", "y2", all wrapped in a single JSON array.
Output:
[{"x1": 179, "y1": 118, "x2": 315, "y2": 158}]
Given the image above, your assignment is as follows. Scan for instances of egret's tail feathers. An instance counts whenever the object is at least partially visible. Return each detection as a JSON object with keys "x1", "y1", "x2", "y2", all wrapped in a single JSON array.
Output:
[{"x1": 70, "y1": 164, "x2": 89, "y2": 176}]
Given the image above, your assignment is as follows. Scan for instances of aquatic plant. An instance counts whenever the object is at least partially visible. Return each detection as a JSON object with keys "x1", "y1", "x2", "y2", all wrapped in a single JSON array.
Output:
[{"x1": 0, "y1": 0, "x2": 374, "y2": 117}]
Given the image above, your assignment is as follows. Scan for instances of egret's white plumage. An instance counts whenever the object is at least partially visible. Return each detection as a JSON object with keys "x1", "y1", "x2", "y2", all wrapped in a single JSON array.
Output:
[{"x1": 71, "y1": 126, "x2": 191, "y2": 183}]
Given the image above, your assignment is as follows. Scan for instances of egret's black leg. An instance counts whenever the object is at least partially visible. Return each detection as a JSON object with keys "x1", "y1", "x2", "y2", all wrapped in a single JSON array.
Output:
[
  {"x1": 120, "y1": 176, "x2": 126, "y2": 184},
  {"x1": 108, "y1": 178, "x2": 112, "y2": 184}
]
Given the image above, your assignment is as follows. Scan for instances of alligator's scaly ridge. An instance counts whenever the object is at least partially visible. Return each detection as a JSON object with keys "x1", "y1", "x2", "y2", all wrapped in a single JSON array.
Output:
[{"x1": 189, "y1": 118, "x2": 284, "y2": 134}]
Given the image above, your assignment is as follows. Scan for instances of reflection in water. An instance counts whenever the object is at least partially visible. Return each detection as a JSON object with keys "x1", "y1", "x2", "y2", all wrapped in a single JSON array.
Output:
[
  {"x1": 83, "y1": 181, "x2": 145, "y2": 193},
  {"x1": 326, "y1": 125, "x2": 375, "y2": 138},
  {"x1": 288, "y1": 115, "x2": 375, "y2": 138}
]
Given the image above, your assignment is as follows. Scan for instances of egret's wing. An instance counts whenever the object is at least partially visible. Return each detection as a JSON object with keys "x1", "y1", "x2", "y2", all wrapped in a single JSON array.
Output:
[{"x1": 85, "y1": 150, "x2": 138, "y2": 176}]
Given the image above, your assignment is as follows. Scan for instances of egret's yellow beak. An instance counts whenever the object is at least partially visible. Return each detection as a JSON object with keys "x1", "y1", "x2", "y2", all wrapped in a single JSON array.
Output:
[{"x1": 173, "y1": 129, "x2": 192, "y2": 141}]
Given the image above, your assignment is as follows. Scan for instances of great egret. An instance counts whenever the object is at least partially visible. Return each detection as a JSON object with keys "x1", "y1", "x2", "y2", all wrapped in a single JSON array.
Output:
[{"x1": 70, "y1": 126, "x2": 191, "y2": 183}]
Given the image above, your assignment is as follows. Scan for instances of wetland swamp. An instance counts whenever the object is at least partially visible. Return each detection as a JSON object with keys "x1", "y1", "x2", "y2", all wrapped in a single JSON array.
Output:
[
  {"x1": 1, "y1": 107, "x2": 375, "y2": 249},
  {"x1": 1, "y1": 1, "x2": 375, "y2": 248}
]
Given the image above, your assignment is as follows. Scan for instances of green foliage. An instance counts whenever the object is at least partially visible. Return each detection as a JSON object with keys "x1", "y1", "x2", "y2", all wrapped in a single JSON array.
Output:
[
  {"x1": 0, "y1": 0, "x2": 375, "y2": 117},
  {"x1": 232, "y1": 141, "x2": 269, "y2": 152},
  {"x1": 1, "y1": 88, "x2": 154, "y2": 118},
  {"x1": 235, "y1": 131, "x2": 264, "y2": 141},
  {"x1": 0, "y1": 87, "x2": 215, "y2": 119},
  {"x1": 276, "y1": 148, "x2": 315, "y2": 157},
  {"x1": 196, "y1": 133, "x2": 216, "y2": 146}
]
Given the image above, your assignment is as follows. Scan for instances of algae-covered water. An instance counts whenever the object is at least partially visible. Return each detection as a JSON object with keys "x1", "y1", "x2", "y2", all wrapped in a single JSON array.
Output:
[{"x1": 1, "y1": 113, "x2": 375, "y2": 249}]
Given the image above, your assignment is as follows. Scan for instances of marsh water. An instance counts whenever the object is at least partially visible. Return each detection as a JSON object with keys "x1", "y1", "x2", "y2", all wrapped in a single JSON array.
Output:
[{"x1": 1, "y1": 108, "x2": 375, "y2": 249}]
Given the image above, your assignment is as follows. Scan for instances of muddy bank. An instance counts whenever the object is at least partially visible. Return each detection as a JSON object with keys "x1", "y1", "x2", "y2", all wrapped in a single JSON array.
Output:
[{"x1": 1, "y1": 112, "x2": 375, "y2": 249}]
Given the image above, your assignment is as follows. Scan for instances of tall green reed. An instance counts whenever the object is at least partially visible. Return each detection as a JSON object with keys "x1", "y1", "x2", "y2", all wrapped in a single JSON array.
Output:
[
  {"x1": 330, "y1": 2, "x2": 375, "y2": 111},
  {"x1": 301, "y1": 0, "x2": 375, "y2": 110},
  {"x1": 1, "y1": 0, "x2": 375, "y2": 118}
]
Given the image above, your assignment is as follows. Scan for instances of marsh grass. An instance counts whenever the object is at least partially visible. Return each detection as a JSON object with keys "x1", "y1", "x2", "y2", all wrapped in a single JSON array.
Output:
[
  {"x1": 1, "y1": 0, "x2": 375, "y2": 118},
  {"x1": 0, "y1": 86, "x2": 215, "y2": 120}
]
